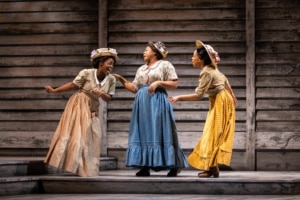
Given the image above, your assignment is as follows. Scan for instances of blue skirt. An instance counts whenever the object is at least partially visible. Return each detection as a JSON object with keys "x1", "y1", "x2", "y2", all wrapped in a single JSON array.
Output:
[{"x1": 125, "y1": 86, "x2": 188, "y2": 170}]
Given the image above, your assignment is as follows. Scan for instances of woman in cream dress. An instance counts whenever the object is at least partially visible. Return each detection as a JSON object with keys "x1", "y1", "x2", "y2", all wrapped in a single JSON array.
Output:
[{"x1": 44, "y1": 48, "x2": 118, "y2": 177}]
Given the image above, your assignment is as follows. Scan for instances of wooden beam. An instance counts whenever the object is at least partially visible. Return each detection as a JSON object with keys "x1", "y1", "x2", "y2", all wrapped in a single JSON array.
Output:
[
  {"x1": 98, "y1": 0, "x2": 108, "y2": 156},
  {"x1": 98, "y1": 0, "x2": 107, "y2": 47},
  {"x1": 245, "y1": 0, "x2": 256, "y2": 170}
]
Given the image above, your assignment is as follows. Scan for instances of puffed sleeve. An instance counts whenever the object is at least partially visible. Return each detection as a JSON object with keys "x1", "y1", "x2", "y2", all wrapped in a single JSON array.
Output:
[
  {"x1": 163, "y1": 61, "x2": 178, "y2": 81},
  {"x1": 107, "y1": 75, "x2": 116, "y2": 96},
  {"x1": 195, "y1": 71, "x2": 213, "y2": 99},
  {"x1": 73, "y1": 69, "x2": 89, "y2": 88}
]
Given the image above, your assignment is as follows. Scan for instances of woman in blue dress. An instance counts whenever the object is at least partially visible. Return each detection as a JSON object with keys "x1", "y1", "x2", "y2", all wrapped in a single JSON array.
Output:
[{"x1": 114, "y1": 41, "x2": 188, "y2": 176}]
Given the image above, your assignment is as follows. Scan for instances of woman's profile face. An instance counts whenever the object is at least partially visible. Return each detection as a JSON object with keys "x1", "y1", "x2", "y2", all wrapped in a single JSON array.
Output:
[
  {"x1": 192, "y1": 50, "x2": 204, "y2": 68},
  {"x1": 143, "y1": 46, "x2": 156, "y2": 62}
]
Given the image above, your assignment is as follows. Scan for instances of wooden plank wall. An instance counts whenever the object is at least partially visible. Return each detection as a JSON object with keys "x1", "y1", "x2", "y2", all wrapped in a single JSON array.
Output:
[
  {"x1": 0, "y1": 0, "x2": 299, "y2": 171},
  {"x1": 0, "y1": 0, "x2": 99, "y2": 155},
  {"x1": 255, "y1": 0, "x2": 300, "y2": 170},
  {"x1": 106, "y1": 0, "x2": 248, "y2": 169}
]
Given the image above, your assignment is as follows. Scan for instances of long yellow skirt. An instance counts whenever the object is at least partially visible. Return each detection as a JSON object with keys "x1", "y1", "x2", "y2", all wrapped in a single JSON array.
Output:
[
  {"x1": 188, "y1": 90, "x2": 235, "y2": 171},
  {"x1": 44, "y1": 92, "x2": 101, "y2": 177}
]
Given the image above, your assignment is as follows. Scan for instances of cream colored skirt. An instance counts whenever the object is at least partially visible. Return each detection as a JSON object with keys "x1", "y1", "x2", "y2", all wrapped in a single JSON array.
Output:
[{"x1": 44, "y1": 92, "x2": 101, "y2": 177}]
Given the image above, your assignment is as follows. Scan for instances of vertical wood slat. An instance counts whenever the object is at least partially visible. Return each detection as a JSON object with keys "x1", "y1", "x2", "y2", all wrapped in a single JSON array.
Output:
[
  {"x1": 246, "y1": 0, "x2": 256, "y2": 170},
  {"x1": 98, "y1": 0, "x2": 108, "y2": 156}
]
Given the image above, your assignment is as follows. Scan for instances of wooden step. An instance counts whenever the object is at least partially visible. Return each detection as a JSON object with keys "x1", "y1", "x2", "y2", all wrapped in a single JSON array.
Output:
[
  {"x1": 0, "y1": 157, "x2": 117, "y2": 177},
  {"x1": 1, "y1": 170, "x2": 299, "y2": 196}
]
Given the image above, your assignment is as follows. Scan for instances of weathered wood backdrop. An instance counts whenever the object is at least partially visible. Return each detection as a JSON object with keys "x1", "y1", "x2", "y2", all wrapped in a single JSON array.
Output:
[{"x1": 0, "y1": 0, "x2": 299, "y2": 171}]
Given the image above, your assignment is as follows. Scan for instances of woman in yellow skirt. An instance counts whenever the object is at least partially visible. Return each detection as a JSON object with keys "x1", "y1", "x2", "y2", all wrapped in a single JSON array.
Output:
[{"x1": 168, "y1": 40, "x2": 237, "y2": 178}]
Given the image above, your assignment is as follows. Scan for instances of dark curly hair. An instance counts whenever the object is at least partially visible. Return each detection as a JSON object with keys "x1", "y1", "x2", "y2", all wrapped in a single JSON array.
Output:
[
  {"x1": 196, "y1": 46, "x2": 212, "y2": 66},
  {"x1": 92, "y1": 56, "x2": 116, "y2": 69}
]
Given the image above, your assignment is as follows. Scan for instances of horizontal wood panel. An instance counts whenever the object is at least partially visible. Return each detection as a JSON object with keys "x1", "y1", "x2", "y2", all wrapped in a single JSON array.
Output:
[
  {"x1": 109, "y1": 10, "x2": 245, "y2": 21},
  {"x1": 1, "y1": 66, "x2": 85, "y2": 77},
  {"x1": 256, "y1": 20, "x2": 300, "y2": 31},
  {"x1": 256, "y1": 152, "x2": 300, "y2": 171},
  {"x1": 256, "y1": 8, "x2": 300, "y2": 19},
  {"x1": 109, "y1": 20, "x2": 245, "y2": 32},
  {"x1": 256, "y1": 122, "x2": 299, "y2": 132},
  {"x1": 107, "y1": 110, "x2": 246, "y2": 121},
  {"x1": 0, "y1": 56, "x2": 92, "y2": 67},
  {"x1": 256, "y1": 64, "x2": 300, "y2": 76},
  {"x1": 256, "y1": 76, "x2": 300, "y2": 87},
  {"x1": 0, "y1": 12, "x2": 97, "y2": 23},
  {"x1": 0, "y1": 131, "x2": 52, "y2": 148},
  {"x1": 256, "y1": 88, "x2": 300, "y2": 99},
  {"x1": 109, "y1": 32, "x2": 246, "y2": 43},
  {"x1": 256, "y1": 111, "x2": 300, "y2": 121},
  {"x1": 256, "y1": 0, "x2": 300, "y2": 8},
  {"x1": 108, "y1": 122, "x2": 246, "y2": 132},
  {"x1": 256, "y1": 99, "x2": 300, "y2": 110},
  {"x1": 0, "y1": 111, "x2": 62, "y2": 121},
  {"x1": 256, "y1": 132, "x2": 300, "y2": 150},
  {"x1": 0, "y1": 45, "x2": 95, "y2": 56},
  {"x1": 110, "y1": 42, "x2": 246, "y2": 54},
  {"x1": 0, "y1": 33, "x2": 97, "y2": 45},
  {"x1": 107, "y1": 131, "x2": 246, "y2": 150},
  {"x1": 0, "y1": 122, "x2": 58, "y2": 131},
  {"x1": 0, "y1": 1, "x2": 97, "y2": 12},
  {"x1": 108, "y1": 0, "x2": 245, "y2": 10}
]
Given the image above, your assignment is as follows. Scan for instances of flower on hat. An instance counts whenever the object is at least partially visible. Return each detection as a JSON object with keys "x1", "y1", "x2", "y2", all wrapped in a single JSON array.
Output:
[
  {"x1": 90, "y1": 48, "x2": 119, "y2": 61},
  {"x1": 195, "y1": 40, "x2": 220, "y2": 67},
  {"x1": 149, "y1": 41, "x2": 168, "y2": 58}
]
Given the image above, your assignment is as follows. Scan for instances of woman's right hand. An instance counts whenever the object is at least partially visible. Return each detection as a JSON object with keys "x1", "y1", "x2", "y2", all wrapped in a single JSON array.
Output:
[
  {"x1": 45, "y1": 86, "x2": 55, "y2": 93},
  {"x1": 167, "y1": 96, "x2": 180, "y2": 104}
]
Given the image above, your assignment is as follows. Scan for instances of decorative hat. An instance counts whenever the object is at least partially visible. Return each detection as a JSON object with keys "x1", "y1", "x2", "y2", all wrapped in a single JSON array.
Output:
[
  {"x1": 195, "y1": 40, "x2": 220, "y2": 67},
  {"x1": 90, "y1": 48, "x2": 119, "y2": 61},
  {"x1": 148, "y1": 41, "x2": 168, "y2": 58}
]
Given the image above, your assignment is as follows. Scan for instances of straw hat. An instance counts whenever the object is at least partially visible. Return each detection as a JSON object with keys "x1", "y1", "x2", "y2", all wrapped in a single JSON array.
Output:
[
  {"x1": 90, "y1": 48, "x2": 119, "y2": 61},
  {"x1": 195, "y1": 40, "x2": 220, "y2": 67},
  {"x1": 148, "y1": 41, "x2": 168, "y2": 58}
]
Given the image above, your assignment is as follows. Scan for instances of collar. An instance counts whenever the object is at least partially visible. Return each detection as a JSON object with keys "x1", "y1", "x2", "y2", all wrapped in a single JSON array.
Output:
[{"x1": 94, "y1": 69, "x2": 108, "y2": 87}]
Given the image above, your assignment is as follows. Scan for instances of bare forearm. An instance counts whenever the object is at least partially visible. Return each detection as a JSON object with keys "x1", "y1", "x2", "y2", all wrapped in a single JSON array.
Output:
[
  {"x1": 45, "y1": 82, "x2": 78, "y2": 93},
  {"x1": 155, "y1": 80, "x2": 178, "y2": 90}
]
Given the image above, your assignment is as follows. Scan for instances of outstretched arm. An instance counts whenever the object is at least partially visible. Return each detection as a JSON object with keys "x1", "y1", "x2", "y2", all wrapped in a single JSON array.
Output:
[
  {"x1": 45, "y1": 82, "x2": 78, "y2": 94},
  {"x1": 113, "y1": 74, "x2": 137, "y2": 93},
  {"x1": 168, "y1": 93, "x2": 201, "y2": 104}
]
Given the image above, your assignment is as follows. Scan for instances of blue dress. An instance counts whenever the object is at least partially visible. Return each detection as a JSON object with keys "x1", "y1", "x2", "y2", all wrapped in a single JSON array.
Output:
[{"x1": 125, "y1": 60, "x2": 188, "y2": 170}]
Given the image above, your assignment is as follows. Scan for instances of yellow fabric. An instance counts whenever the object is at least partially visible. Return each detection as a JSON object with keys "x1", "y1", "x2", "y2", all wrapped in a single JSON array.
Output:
[
  {"x1": 44, "y1": 92, "x2": 101, "y2": 177},
  {"x1": 188, "y1": 89, "x2": 235, "y2": 171}
]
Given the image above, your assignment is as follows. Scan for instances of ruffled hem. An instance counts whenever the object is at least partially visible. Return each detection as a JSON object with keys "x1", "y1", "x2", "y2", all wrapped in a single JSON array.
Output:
[{"x1": 125, "y1": 143, "x2": 188, "y2": 169}]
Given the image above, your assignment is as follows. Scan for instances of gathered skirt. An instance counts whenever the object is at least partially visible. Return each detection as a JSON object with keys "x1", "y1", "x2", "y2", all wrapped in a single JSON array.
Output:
[
  {"x1": 125, "y1": 86, "x2": 188, "y2": 170},
  {"x1": 44, "y1": 92, "x2": 101, "y2": 177},
  {"x1": 188, "y1": 89, "x2": 236, "y2": 171}
]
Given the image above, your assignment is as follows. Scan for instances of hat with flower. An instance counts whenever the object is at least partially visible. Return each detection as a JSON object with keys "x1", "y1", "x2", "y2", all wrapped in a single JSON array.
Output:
[
  {"x1": 148, "y1": 41, "x2": 168, "y2": 58},
  {"x1": 195, "y1": 40, "x2": 220, "y2": 67},
  {"x1": 90, "y1": 48, "x2": 119, "y2": 61}
]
